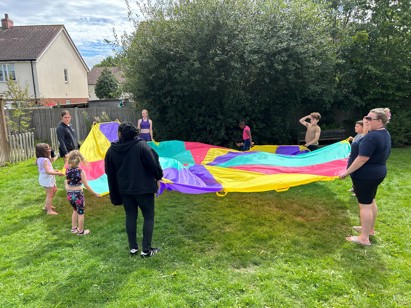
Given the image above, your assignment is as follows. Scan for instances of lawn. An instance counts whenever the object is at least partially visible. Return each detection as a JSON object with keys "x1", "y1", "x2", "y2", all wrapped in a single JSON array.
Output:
[{"x1": 0, "y1": 148, "x2": 410, "y2": 307}]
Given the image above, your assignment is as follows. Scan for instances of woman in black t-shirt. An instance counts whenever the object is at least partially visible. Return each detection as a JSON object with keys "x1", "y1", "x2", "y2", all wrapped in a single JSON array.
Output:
[{"x1": 340, "y1": 108, "x2": 391, "y2": 246}]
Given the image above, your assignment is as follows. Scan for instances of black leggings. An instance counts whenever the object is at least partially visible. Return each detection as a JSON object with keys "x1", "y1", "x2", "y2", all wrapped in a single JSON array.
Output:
[{"x1": 121, "y1": 194, "x2": 155, "y2": 251}]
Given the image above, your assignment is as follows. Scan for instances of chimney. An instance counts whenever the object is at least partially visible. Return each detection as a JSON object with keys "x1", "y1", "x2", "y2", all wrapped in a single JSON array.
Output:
[{"x1": 1, "y1": 14, "x2": 14, "y2": 30}]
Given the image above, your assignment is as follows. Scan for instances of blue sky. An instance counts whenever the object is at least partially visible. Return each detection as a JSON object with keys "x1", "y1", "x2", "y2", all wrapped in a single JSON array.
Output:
[{"x1": 0, "y1": 0, "x2": 139, "y2": 68}]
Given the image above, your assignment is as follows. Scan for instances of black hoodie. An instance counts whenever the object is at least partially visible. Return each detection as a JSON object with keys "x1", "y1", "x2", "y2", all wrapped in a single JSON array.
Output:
[
  {"x1": 56, "y1": 121, "x2": 78, "y2": 157},
  {"x1": 104, "y1": 138, "x2": 163, "y2": 205}
]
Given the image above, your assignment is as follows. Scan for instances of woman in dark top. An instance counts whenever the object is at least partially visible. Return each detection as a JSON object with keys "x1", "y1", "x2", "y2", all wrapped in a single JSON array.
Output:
[
  {"x1": 105, "y1": 122, "x2": 163, "y2": 257},
  {"x1": 137, "y1": 109, "x2": 153, "y2": 141},
  {"x1": 340, "y1": 108, "x2": 391, "y2": 246},
  {"x1": 56, "y1": 110, "x2": 79, "y2": 162}
]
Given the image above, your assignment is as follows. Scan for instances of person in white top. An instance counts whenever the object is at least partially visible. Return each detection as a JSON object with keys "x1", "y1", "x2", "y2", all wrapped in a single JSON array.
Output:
[{"x1": 35, "y1": 143, "x2": 64, "y2": 215}]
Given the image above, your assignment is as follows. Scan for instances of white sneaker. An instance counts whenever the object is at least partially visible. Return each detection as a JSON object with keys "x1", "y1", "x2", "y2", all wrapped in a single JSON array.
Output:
[{"x1": 141, "y1": 248, "x2": 160, "y2": 258}]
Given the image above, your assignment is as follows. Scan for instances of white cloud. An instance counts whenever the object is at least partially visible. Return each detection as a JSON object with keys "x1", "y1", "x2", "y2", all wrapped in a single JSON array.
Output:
[
  {"x1": 84, "y1": 54, "x2": 108, "y2": 69},
  {"x1": 0, "y1": 0, "x2": 139, "y2": 67}
]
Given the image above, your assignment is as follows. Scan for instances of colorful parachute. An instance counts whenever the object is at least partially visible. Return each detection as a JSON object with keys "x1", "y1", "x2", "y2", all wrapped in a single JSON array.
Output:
[{"x1": 79, "y1": 122, "x2": 351, "y2": 195}]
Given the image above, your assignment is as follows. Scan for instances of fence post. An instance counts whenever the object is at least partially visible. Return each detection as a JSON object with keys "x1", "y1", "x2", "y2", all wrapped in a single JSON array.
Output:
[
  {"x1": 30, "y1": 131, "x2": 35, "y2": 158},
  {"x1": 50, "y1": 127, "x2": 58, "y2": 151},
  {"x1": 9, "y1": 134, "x2": 16, "y2": 163},
  {"x1": 74, "y1": 107, "x2": 81, "y2": 143},
  {"x1": 0, "y1": 97, "x2": 11, "y2": 165},
  {"x1": 23, "y1": 132, "x2": 29, "y2": 160}
]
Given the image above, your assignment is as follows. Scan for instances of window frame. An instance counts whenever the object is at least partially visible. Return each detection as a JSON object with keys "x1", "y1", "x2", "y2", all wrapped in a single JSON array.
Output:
[
  {"x1": 64, "y1": 68, "x2": 69, "y2": 83},
  {"x1": 0, "y1": 63, "x2": 16, "y2": 82}
]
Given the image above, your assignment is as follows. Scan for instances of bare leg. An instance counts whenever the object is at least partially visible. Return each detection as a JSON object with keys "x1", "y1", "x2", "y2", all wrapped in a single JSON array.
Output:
[
  {"x1": 354, "y1": 200, "x2": 378, "y2": 236},
  {"x1": 43, "y1": 186, "x2": 57, "y2": 210},
  {"x1": 50, "y1": 186, "x2": 57, "y2": 209},
  {"x1": 370, "y1": 199, "x2": 378, "y2": 234},
  {"x1": 78, "y1": 214, "x2": 85, "y2": 233},
  {"x1": 45, "y1": 187, "x2": 58, "y2": 215},
  {"x1": 358, "y1": 203, "x2": 373, "y2": 244},
  {"x1": 346, "y1": 202, "x2": 373, "y2": 245},
  {"x1": 72, "y1": 210, "x2": 78, "y2": 229}
]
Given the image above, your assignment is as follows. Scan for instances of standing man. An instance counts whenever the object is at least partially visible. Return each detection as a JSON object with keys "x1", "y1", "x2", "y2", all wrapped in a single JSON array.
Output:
[
  {"x1": 299, "y1": 112, "x2": 321, "y2": 151},
  {"x1": 105, "y1": 122, "x2": 163, "y2": 257},
  {"x1": 56, "y1": 110, "x2": 79, "y2": 162}
]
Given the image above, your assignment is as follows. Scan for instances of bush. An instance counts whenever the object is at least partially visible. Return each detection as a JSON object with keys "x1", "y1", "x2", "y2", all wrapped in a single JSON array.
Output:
[{"x1": 387, "y1": 102, "x2": 411, "y2": 147}]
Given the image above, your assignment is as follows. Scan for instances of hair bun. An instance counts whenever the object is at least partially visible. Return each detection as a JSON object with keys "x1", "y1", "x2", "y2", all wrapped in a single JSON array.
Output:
[{"x1": 384, "y1": 108, "x2": 391, "y2": 123}]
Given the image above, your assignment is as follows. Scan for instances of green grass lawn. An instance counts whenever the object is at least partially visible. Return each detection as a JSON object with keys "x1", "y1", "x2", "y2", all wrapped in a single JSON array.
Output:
[{"x1": 0, "y1": 148, "x2": 410, "y2": 307}]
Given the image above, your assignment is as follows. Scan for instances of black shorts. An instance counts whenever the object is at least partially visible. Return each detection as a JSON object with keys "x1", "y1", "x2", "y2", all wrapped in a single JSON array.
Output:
[
  {"x1": 307, "y1": 145, "x2": 318, "y2": 151},
  {"x1": 351, "y1": 177, "x2": 385, "y2": 204}
]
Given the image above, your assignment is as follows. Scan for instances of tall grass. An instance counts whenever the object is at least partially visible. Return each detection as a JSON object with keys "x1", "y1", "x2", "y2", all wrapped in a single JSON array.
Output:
[{"x1": 0, "y1": 148, "x2": 410, "y2": 307}]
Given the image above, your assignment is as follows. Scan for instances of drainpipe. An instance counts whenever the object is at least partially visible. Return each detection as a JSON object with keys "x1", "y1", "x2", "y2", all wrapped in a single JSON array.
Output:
[{"x1": 30, "y1": 61, "x2": 37, "y2": 102}]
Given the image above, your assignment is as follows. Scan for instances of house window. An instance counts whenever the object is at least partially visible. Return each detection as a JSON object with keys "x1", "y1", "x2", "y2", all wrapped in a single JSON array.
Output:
[
  {"x1": 0, "y1": 64, "x2": 16, "y2": 82},
  {"x1": 64, "y1": 69, "x2": 69, "y2": 82}
]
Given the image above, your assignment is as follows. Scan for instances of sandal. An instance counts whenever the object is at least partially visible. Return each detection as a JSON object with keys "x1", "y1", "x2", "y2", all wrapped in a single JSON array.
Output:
[
  {"x1": 71, "y1": 227, "x2": 78, "y2": 234},
  {"x1": 77, "y1": 229, "x2": 90, "y2": 236}
]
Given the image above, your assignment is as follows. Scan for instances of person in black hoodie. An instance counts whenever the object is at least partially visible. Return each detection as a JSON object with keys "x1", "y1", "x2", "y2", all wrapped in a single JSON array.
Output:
[
  {"x1": 56, "y1": 110, "x2": 79, "y2": 162},
  {"x1": 104, "y1": 122, "x2": 163, "y2": 257}
]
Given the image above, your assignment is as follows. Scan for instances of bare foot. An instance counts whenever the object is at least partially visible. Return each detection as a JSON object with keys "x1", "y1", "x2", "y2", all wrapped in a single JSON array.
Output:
[
  {"x1": 47, "y1": 211, "x2": 59, "y2": 215},
  {"x1": 353, "y1": 226, "x2": 376, "y2": 236},
  {"x1": 346, "y1": 235, "x2": 371, "y2": 246}
]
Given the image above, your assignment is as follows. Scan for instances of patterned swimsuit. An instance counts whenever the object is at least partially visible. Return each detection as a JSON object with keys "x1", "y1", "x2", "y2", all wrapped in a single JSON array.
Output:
[{"x1": 66, "y1": 167, "x2": 85, "y2": 214}]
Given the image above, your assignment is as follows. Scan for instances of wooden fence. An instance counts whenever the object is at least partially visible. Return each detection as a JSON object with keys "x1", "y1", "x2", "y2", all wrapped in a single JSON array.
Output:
[
  {"x1": 11, "y1": 106, "x2": 138, "y2": 145},
  {"x1": 50, "y1": 127, "x2": 59, "y2": 152},
  {"x1": 7, "y1": 132, "x2": 35, "y2": 164},
  {"x1": 1, "y1": 106, "x2": 137, "y2": 165}
]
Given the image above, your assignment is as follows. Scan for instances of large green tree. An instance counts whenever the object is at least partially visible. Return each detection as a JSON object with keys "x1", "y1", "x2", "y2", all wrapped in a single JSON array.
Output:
[
  {"x1": 93, "y1": 55, "x2": 123, "y2": 68},
  {"x1": 124, "y1": 0, "x2": 337, "y2": 145},
  {"x1": 94, "y1": 68, "x2": 120, "y2": 99},
  {"x1": 329, "y1": 0, "x2": 411, "y2": 144}
]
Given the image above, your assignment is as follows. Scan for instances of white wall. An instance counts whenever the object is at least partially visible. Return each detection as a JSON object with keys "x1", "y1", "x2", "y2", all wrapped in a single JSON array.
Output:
[
  {"x1": 0, "y1": 61, "x2": 37, "y2": 97},
  {"x1": 36, "y1": 30, "x2": 89, "y2": 101},
  {"x1": 88, "y1": 84, "x2": 97, "y2": 100}
]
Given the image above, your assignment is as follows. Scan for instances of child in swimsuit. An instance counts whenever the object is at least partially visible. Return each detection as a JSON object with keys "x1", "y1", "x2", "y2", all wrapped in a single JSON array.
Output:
[{"x1": 65, "y1": 150, "x2": 100, "y2": 235}]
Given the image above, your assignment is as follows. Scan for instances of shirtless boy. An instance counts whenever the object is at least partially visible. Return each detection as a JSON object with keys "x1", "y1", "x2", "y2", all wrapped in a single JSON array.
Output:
[{"x1": 299, "y1": 112, "x2": 321, "y2": 151}]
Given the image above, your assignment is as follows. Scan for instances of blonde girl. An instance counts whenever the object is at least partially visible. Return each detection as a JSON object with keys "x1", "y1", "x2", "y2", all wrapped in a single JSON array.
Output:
[
  {"x1": 35, "y1": 143, "x2": 64, "y2": 215},
  {"x1": 137, "y1": 109, "x2": 153, "y2": 141},
  {"x1": 65, "y1": 150, "x2": 100, "y2": 235}
]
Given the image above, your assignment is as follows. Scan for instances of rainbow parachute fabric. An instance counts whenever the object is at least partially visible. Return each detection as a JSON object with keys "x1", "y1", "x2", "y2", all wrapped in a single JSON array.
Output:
[{"x1": 79, "y1": 122, "x2": 351, "y2": 195}]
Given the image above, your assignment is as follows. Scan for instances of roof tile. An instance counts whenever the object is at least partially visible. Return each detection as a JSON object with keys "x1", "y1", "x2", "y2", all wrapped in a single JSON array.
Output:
[
  {"x1": 0, "y1": 25, "x2": 63, "y2": 61},
  {"x1": 88, "y1": 67, "x2": 125, "y2": 85}
]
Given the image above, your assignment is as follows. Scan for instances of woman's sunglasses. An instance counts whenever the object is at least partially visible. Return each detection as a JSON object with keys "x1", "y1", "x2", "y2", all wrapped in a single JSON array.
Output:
[{"x1": 364, "y1": 116, "x2": 379, "y2": 121}]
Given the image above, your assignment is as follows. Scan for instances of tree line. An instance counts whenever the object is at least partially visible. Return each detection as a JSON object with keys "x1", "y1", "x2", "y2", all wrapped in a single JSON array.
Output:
[{"x1": 113, "y1": 0, "x2": 411, "y2": 146}]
